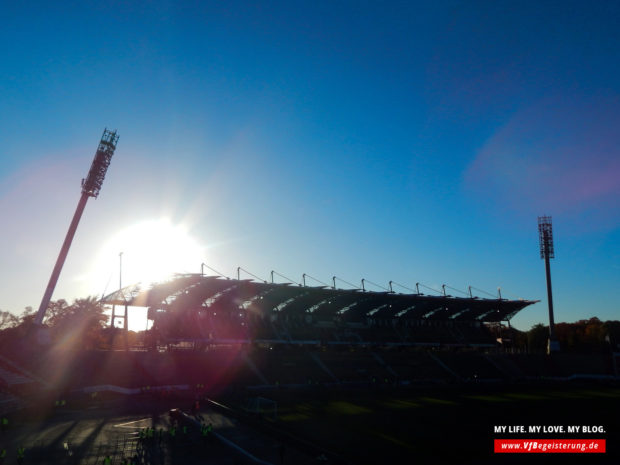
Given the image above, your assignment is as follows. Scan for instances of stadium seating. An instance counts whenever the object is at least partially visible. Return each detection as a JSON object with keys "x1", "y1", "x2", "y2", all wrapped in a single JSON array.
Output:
[
  {"x1": 433, "y1": 352, "x2": 505, "y2": 381},
  {"x1": 314, "y1": 350, "x2": 391, "y2": 384}
]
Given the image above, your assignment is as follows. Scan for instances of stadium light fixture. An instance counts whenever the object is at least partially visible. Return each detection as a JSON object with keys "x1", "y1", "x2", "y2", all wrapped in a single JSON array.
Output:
[
  {"x1": 34, "y1": 128, "x2": 119, "y2": 329},
  {"x1": 538, "y1": 215, "x2": 559, "y2": 353}
]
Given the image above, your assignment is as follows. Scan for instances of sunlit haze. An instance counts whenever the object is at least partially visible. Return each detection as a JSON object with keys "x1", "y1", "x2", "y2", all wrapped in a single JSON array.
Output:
[{"x1": 92, "y1": 218, "x2": 205, "y2": 293}]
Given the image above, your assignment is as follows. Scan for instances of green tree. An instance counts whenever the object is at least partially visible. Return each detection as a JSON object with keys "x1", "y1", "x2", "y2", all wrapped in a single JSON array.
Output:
[
  {"x1": 0, "y1": 311, "x2": 19, "y2": 330},
  {"x1": 0, "y1": 307, "x2": 38, "y2": 356},
  {"x1": 527, "y1": 323, "x2": 549, "y2": 353},
  {"x1": 47, "y1": 297, "x2": 107, "y2": 349}
]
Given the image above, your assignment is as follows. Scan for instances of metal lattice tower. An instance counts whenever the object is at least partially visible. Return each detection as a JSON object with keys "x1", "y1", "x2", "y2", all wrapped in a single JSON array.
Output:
[
  {"x1": 81, "y1": 129, "x2": 119, "y2": 198},
  {"x1": 538, "y1": 215, "x2": 559, "y2": 353},
  {"x1": 34, "y1": 129, "x2": 119, "y2": 328}
]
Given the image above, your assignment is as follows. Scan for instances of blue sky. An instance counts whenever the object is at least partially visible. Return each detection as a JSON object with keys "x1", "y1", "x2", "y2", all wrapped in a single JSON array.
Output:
[{"x1": 1, "y1": 1, "x2": 618, "y2": 331}]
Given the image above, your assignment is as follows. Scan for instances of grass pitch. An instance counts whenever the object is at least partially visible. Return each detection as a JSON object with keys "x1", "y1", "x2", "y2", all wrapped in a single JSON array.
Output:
[{"x1": 258, "y1": 382, "x2": 620, "y2": 464}]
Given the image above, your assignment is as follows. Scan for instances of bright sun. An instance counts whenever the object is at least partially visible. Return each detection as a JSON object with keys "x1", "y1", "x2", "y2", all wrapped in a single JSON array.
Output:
[{"x1": 93, "y1": 218, "x2": 205, "y2": 292}]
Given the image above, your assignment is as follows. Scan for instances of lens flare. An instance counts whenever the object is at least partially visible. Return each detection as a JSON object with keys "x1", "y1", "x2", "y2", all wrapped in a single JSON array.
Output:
[{"x1": 93, "y1": 218, "x2": 205, "y2": 290}]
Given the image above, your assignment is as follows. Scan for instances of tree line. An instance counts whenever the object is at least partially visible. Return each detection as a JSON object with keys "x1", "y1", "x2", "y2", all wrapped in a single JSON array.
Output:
[
  {"x1": 0, "y1": 297, "x2": 142, "y2": 352},
  {"x1": 1, "y1": 299, "x2": 618, "y2": 354},
  {"x1": 491, "y1": 317, "x2": 620, "y2": 353}
]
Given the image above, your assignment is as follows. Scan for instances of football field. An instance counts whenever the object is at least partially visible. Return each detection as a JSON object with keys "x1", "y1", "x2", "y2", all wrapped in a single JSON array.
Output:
[{"x1": 263, "y1": 383, "x2": 620, "y2": 464}]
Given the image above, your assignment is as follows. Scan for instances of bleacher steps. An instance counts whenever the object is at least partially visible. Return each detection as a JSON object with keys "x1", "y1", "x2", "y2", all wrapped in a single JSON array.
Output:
[
  {"x1": 484, "y1": 354, "x2": 524, "y2": 380},
  {"x1": 428, "y1": 353, "x2": 461, "y2": 381},
  {"x1": 242, "y1": 353, "x2": 270, "y2": 385},
  {"x1": 0, "y1": 366, "x2": 32, "y2": 386},
  {"x1": 0, "y1": 354, "x2": 51, "y2": 388},
  {"x1": 370, "y1": 352, "x2": 398, "y2": 377},
  {"x1": 309, "y1": 352, "x2": 339, "y2": 382}
]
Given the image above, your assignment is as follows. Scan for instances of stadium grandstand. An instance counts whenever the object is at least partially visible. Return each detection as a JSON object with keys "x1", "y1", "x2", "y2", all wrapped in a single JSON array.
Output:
[{"x1": 101, "y1": 273, "x2": 536, "y2": 349}]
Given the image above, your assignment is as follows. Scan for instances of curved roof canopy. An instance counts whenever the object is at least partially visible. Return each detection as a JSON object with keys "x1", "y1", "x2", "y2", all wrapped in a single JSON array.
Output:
[{"x1": 102, "y1": 274, "x2": 537, "y2": 323}]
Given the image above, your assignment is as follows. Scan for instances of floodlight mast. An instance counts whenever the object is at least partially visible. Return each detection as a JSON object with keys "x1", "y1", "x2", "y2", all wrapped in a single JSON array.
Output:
[
  {"x1": 538, "y1": 215, "x2": 559, "y2": 353},
  {"x1": 34, "y1": 129, "x2": 119, "y2": 327}
]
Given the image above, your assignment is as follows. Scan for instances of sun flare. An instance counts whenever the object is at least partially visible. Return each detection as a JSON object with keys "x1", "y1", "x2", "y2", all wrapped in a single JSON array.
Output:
[{"x1": 93, "y1": 218, "x2": 205, "y2": 292}]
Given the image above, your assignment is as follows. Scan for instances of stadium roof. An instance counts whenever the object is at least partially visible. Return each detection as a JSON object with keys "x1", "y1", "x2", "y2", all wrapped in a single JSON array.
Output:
[{"x1": 102, "y1": 274, "x2": 537, "y2": 323}]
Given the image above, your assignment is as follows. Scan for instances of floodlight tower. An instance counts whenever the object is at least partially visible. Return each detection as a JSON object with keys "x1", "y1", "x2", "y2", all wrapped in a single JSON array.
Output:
[
  {"x1": 34, "y1": 129, "x2": 119, "y2": 328},
  {"x1": 538, "y1": 216, "x2": 560, "y2": 353}
]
